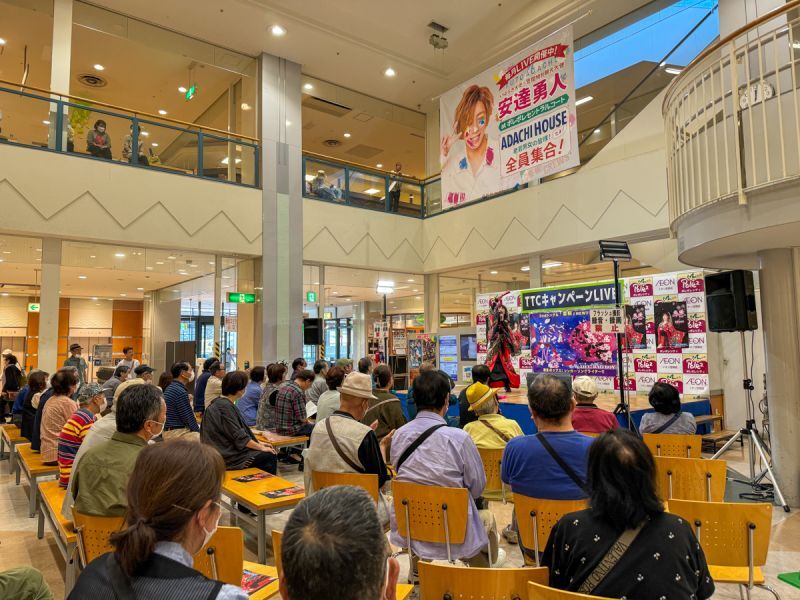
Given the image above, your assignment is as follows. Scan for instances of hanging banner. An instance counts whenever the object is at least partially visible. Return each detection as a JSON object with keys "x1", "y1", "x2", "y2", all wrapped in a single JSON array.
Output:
[
  {"x1": 439, "y1": 27, "x2": 579, "y2": 210},
  {"x1": 522, "y1": 281, "x2": 616, "y2": 312}
]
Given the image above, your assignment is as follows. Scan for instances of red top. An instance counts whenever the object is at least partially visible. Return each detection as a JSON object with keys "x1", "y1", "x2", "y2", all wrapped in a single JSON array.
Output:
[{"x1": 572, "y1": 404, "x2": 619, "y2": 433}]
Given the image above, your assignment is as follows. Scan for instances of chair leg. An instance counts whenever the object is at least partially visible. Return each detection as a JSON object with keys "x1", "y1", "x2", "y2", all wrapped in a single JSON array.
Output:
[
  {"x1": 738, "y1": 584, "x2": 745, "y2": 600},
  {"x1": 756, "y1": 584, "x2": 781, "y2": 600}
]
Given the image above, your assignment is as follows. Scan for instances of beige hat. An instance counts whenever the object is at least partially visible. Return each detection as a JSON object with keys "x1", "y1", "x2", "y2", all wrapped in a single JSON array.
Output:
[
  {"x1": 572, "y1": 376, "x2": 598, "y2": 400},
  {"x1": 338, "y1": 372, "x2": 377, "y2": 400},
  {"x1": 1, "y1": 348, "x2": 12, "y2": 356}
]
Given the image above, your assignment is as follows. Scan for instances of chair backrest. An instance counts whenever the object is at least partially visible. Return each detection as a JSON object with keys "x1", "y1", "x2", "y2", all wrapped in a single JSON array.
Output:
[
  {"x1": 642, "y1": 433, "x2": 702, "y2": 458},
  {"x1": 513, "y1": 494, "x2": 587, "y2": 559},
  {"x1": 71, "y1": 509, "x2": 126, "y2": 567},
  {"x1": 272, "y1": 529, "x2": 283, "y2": 575},
  {"x1": 420, "y1": 561, "x2": 547, "y2": 600},
  {"x1": 392, "y1": 480, "x2": 469, "y2": 545},
  {"x1": 653, "y1": 456, "x2": 727, "y2": 502},
  {"x1": 311, "y1": 471, "x2": 380, "y2": 503},
  {"x1": 577, "y1": 432, "x2": 601, "y2": 438},
  {"x1": 193, "y1": 526, "x2": 244, "y2": 586},
  {"x1": 667, "y1": 499, "x2": 772, "y2": 568},
  {"x1": 477, "y1": 447, "x2": 505, "y2": 499},
  {"x1": 527, "y1": 581, "x2": 614, "y2": 600}
]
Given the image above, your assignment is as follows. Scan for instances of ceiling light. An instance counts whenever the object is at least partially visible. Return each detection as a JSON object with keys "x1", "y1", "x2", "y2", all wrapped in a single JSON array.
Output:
[
  {"x1": 415, "y1": 296, "x2": 421, "y2": 300},
  {"x1": 89, "y1": 255, "x2": 96, "y2": 258},
  {"x1": 1, "y1": 251, "x2": 9, "y2": 254},
  {"x1": 120, "y1": 293, "x2": 127, "y2": 297},
  {"x1": 664, "y1": 67, "x2": 682, "y2": 75},
  {"x1": 271, "y1": 24, "x2": 286, "y2": 36},
  {"x1": 303, "y1": 83, "x2": 313, "y2": 91},
  {"x1": 145, "y1": 266, "x2": 153, "y2": 270},
  {"x1": 220, "y1": 157, "x2": 242, "y2": 165},
  {"x1": 151, "y1": 142, "x2": 159, "y2": 147},
  {"x1": 332, "y1": 291, "x2": 338, "y2": 295},
  {"x1": 384, "y1": 67, "x2": 396, "y2": 77},
  {"x1": 141, "y1": 131, "x2": 149, "y2": 137},
  {"x1": 136, "y1": 287, "x2": 144, "y2": 291},
  {"x1": 167, "y1": 255, "x2": 176, "y2": 260},
  {"x1": 156, "y1": 261, "x2": 164, "y2": 265},
  {"x1": 377, "y1": 280, "x2": 395, "y2": 287},
  {"x1": 412, "y1": 289, "x2": 418, "y2": 292},
  {"x1": 0, "y1": 258, "x2": 3, "y2": 263},
  {"x1": 407, "y1": 278, "x2": 415, "y2": 283},
  {"x1": 241, "y1": 102, "x2": 252, "y2": 110},
  {"x1": 78, "y1": 275, "x2": 87, "y2": 279},
  {"x1": 376, "y1": 163, "x2": 383, "y2": 168},
  {"x1": 158, "y1": 109, "x2": 168, "y2": 116},
  {"x1": 208, "y1": 261, "x2": 215, "y2": 265},
  {"x1": 490, "y1": 270, "x2": 498, "y2": 275},
  {"x1": 285, "y1": 120, "x2": 292, "y2": 127},
  {"x1": 92, "y1": 297, "x2": 98, "y2": 301},
  {"x1": 364, "y1": 188, "x2": 380, "y2": 195},
  {"x1": 542, "y1": 261, "x2": 563, "y2": 269},
  {"x1": 575, "y1": 96, "x2": 593, "y2": 106},
  {"x1": 0, "y1": 38, "x2": 6, "y2": 46},
  {"x1": 520, "y1": 266, "x2": 531, "y2": 272},
  {"x1": 93, "y1": 64, "x2": 105, "y2": 71},
  {"x1": 114, "y1": 253, "x2": 126, "y2": 258},
  {"x1": 42, "y1": 120, "x2": 50, "y2": 125},
  {"x1": 36, "y1": 248, "x2": 42, "y2": 252},
  {"x1": 343, "y1": 132, "x2": 351, "y2": 138},
  {"x1": 178, "y1": 86, "x2": 187, "y2": 94},
  {"x1": 594, "y1": 128, "x2": 601, "y2": 134}
]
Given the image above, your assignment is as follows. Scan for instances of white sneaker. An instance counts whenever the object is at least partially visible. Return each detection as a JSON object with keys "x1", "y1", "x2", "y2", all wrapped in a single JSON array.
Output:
[{"x1": 493, "y1": 548, "x2": 507, "y2": 568}]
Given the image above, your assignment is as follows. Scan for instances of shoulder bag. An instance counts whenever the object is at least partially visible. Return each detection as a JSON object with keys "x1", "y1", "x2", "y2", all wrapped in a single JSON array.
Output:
[
  {"x1": 576, "y1": 521, "x2": 646, "y2": 594},
  {"x1": 535, "y1": 433, "x2": 589, "y2": 494},
  {"x1": 324, "y1": 416, "x2": 365, "y2": 473},
  {"x1": 395, "y1": 424, "x2": 447, "y2": 471},
  {"x1": 651, "y1": 412, "x2": 681, "y2": 434},
  {"x1": 479, "y1": 419, "x2": 512, "y2": 443}
]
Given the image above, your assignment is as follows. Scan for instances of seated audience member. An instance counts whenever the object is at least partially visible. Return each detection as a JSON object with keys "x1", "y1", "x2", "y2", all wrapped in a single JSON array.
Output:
[
  {"x1": 57, "y1": 383, "x2": 105, "y2": 488},
  {"x1": 100, "y1": 365, "x2": 129, "y2": 407},
  {"x1": 306, "y1": 373, "x2": 392, "y2": 520},
  {"x1": 201, "y1": 371, "x2": 277, "y2": 473},
  {"x1": 157, "y1": 371, "x2": 173, "y2": 392},
  {"x1": 256, "y1": 363, "x2": 287, "y2": 431},
  {"x1": 0, "y1": 566, "x2": 54, "y2": 600},
  {"x1": 203, "y1": 361, "x2": 226, "y2": 407},
  {"x1": 113, "y1": 364, "x2": 155, "y2": 403},
  {"x1": 236, "y1": 366, "x2": 265, "y2": 426},
  {"x1": 357, "y1": 356, "x2": 374, "y2": 376},
  {"x1": 405, "y1": 361, "x2": 436, "y2": 420},
  {"x1": 20, "y1": 370, "x2": 48, "y2": 441},
  {"x1": 11, "y1": 378, "x2": 29, "y2": 428},
  {"x1": 543, "y1": 429, "x2": 714, "y2": 599},
  {"x1": 459, "y1": 364, "x2": 491, "y2": 428},
  {"x1": 639, "y1": 382, "x2": 697, "y2": 434},
  {"x1": 72, "y1": 384, "x2": 166, "y2": 517},
  {"x1": 390, "y1": 370, "x2": 502, "y2": 580},
  {"x1": 571, "y1": 376, "x2": 619, "y2": 433},
  {"x1": 306, "y1": 360, "x2": 329, "y2": 405},
  {"x1": 463, "y1": 382, "x2": 524, "y2": 450},
  {"x1": 334, "y1": 357, "x2": 353, "y2": 374},
  {"x1": 69, "y1": 441, "x2": 248, "y2": 600},
  {"x1": 163, "y1": 362, "x2": 200, "y2": 440},
  {"x1": 40, "y1": 369, "x2": 80, "y2": 464},
  {"x1": 279, "y1": 486, "x2": 399, "y2": 600},
  {"x1": 193, "y1": 357, "x2": 217, "y2": 413},
  {"x1": 315, "y1": 366, "x2": 345, "y2": 422},
  {"x1": 30, "y1": 372, "x2": 60, "y2": 450},
  {"x1": 274, "y1": 369, "x2": 315, "y2": 437},
  {"x1": 363, "y1": 365, "x2": 406, "y2": 445},
  {"x1": 289, "y1": 358, "x2": 307, "y2": 381}
]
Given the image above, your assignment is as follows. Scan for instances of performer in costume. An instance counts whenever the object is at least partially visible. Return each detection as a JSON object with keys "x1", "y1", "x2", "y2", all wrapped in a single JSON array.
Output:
[{"x1": 485, "y1": 291, "x2": 520, "y2": 391}]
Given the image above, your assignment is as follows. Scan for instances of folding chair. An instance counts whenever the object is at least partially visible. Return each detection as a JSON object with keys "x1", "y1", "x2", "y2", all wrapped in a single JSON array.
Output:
[
  {"x1": 527, "y1": 581, "x2": 614, "y2": 599},
  {"x1": 311, "y1": 470, "x2": 380, "y2": 503},
  {"x1": 513, "y1": 494, "x2": 587, "y2": 567},
  {"x1": 478, "y1": 447, "x2": 507, "y2": 503},
  {"x1": 653, "y1": 456, "x2": 727, "y2": 502},
  {"x1": 419, "y1": 561, "x2": 547, "y2": 600},
  {"x1": 642, "y1": 433, "x2": 702, "y2": 458},
  {"x1": 71, "y1": 509, "x2": 125, "y2": 567}
]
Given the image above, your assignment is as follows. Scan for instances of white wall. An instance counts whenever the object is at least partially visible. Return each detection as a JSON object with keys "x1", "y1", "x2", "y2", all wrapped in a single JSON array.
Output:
[{"x1": 0, "y1": 296, "x2": 28, "y2": 327}]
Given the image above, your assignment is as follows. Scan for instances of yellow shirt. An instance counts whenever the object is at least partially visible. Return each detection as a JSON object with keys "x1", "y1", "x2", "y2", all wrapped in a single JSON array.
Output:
[{"x1": 464, "y1": 413, "x2": 524, "y2": 450}]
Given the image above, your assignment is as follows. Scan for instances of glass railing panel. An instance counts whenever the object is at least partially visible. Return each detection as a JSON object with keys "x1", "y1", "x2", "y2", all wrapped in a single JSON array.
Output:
[
  {"x1": 304, "y1": 158, "x2": 346, "y2": 204},
  {"x1": 423, "y1": 177, "x2": 442, "y2": 216},
  {"x1": 0, "y1": 89, "x2": 52, "y2": 149},
  {"x1": 198, "y1": 131, "x2": 258, "y2": 186},
  {"x1": 395, "y1": 180, "x2": 423, "y2": 217},
  {"x1": 347, "y1": 168, "x2": 388, "y2": 212}
]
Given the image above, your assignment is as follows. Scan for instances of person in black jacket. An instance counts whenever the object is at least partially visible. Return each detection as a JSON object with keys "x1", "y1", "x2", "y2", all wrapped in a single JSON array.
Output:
[
  {"x1": 20, "y1": 370, "x2": 48, "y2": 441},
  {"x1": 1, "y1": 354, "x2": 21, "y2": 422}
]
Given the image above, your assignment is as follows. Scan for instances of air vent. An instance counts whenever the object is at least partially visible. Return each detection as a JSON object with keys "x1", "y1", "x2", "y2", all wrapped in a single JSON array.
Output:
[
  {"x1": 323, "y1": 139, "x2": 342, "y2": 147},
  {"x1": 346, "y1": 144, "x2": 382, "y2": 159},
  {"x1": 77, "y1": 73, "x2": 107, "y2": 88},
  {"x1": 302, "y1": 95, "x2": 352, "y2": 117}
]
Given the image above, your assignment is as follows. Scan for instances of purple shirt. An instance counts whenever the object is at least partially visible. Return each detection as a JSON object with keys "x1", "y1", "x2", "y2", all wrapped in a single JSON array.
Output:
[{"x1": 389, "y1": 411, "x2": 488, "y2": 561}]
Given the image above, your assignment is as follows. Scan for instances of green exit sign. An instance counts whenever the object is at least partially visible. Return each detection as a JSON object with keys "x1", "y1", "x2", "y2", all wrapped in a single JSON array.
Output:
[
  {"x1": 227, "y1": 292, "x2": 255, "y2": 304},
  {"x1": 306, "y1": 291, "x2": 317, "y2": 303},
  {"x1": 27, "y1": 302, "x2": 40, "y2": 313},
  {"x1": 185, "y1": 84, "x2": 197, "y2": 101}
]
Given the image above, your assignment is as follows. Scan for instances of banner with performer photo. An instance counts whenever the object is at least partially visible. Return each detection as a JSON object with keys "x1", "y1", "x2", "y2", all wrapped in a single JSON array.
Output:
[{"x1": 439, "y1": 27, "x2": 580, "y2": 210}]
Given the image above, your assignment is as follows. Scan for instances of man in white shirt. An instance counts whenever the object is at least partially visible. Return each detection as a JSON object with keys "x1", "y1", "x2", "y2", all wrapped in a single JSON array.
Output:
[{"x1": 116, "y1": 347, "x2": 140, "y2": 375}]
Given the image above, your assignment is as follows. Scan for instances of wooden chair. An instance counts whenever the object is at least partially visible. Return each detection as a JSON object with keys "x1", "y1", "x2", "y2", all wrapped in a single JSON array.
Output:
[
  {"x1": 478, "y1": 447, "x2": 508, "y2": 503},
  {"x1": 577, "y1": 432, "x2": 602, "y2": 438},
  {"x1": 642, "y1": 433, "x2": 702, "y2": 458},
  {"x1": 527, "y1": 581, "x2": 614, "y2": 599},
  {"x1": 653, "y1": 456, "x2": 727, "y2": 502},
  {"x1": 311, "y1": 470, "x2": 380, "y2": 503},
  {"x1": 392, "y1": 481, "x2": 471, "y2": 565},
  {"x1": 71, "y1": 509, "x2": 126, "y2": 567},
  {"x1": 513, "y1": 494, "x2": 587, "y2": 567},
  {"x1": 668, "y1": 499, "x2": 779, "y2": 599},
  {"x1": 419, "y1": 561, "x2": 548, "y2": 600}
]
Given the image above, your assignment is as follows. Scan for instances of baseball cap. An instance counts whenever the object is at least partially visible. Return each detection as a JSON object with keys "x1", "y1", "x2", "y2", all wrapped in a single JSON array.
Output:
[
  {"x1": 77, "y1": 383, "x2": 103, "y2": 402},
  {"x1": 134, "y1": 364, "x2": 155, "y2": 376},
  {"x1": 572, "y1": 376, "x2": 598, "y2": 399},
  {"x1": 69, "y1": 343, "x2": 83, "y2": 352}
]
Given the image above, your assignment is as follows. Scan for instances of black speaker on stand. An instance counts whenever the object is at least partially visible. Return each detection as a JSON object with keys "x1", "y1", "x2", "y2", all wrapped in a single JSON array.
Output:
[{"x1": 303, "y1": 318, "x2": 323, "y2": 345}]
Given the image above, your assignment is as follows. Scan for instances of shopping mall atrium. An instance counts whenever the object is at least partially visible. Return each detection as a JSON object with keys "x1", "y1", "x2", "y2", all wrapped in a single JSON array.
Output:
[{"x1": 0, "y1": 0, "x2": 799, "y2": 598}]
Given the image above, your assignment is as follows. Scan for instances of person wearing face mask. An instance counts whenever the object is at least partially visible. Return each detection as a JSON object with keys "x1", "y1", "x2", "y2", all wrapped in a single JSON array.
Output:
[
  {"x1": 200, "y1": 371, "x2": 277, "y2": 474},
  {"x1": 64, "y1": 343, "x2": 88, "y2": 387},
  {"x1": 71, "y1": 384, "x2": 166, "y2": 517},
  {"x1": 39, "y1": 369, "x2": 80, "y2": 464},
  {"x1": 56, "y1": 383, "x2": 106, "y2": 488},
  {"x1": 304, "y1": 372, "x2": 393, "y2": 525},
  {"x1": 68, "y1": 440, "x2": 248, "y2": 600},
  {"x1": 86, "y1": 119, "x2": 112, "y2": 160},
  {"x1": 163, "y1": 362, "x2": 200, "y2": 441}
]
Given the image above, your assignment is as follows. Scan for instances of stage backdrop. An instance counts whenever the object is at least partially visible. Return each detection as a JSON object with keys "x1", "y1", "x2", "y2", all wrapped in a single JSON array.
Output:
[
  {"x1": 475, "y1": 271, "x2": 708, "y2": 396},
  {"x1": 439, "y1": 27, "x2": 579, "y2": 210}
]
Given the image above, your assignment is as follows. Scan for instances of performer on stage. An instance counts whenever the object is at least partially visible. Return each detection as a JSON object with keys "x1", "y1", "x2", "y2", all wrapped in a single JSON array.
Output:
[{"x1": 485, "y1": 291, "x2": 520, "y2": 391}]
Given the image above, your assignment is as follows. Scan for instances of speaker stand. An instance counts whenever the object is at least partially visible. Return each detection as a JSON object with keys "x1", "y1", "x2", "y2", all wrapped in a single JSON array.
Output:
[{"x1": 711, "y1": 332, "x2": 790, "y2": 512}]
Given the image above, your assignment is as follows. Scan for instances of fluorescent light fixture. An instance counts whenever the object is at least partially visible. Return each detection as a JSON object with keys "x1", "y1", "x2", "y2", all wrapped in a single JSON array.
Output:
[
  {"x1": 114, "y1": 252, "x2": 126, "y2": 258},
  {"x1": 271, "y1": 24, "x2": 286, "y2": 36},
  {"x1": 151, "y1": 142, "x2": 159, "y2": 147},
  {"x1": 220, "y1": 157, "x2": 242, "y2": 165},
  {"x1": 490, "y1": 270, "x2": 498, "y2": 275},
  {"x1": 384, "y1": 67, "x2": 396, "y2": 77},
  {"x1": 92, "y1": 297, "x2": 98, "y2": 301},
  {"x1": 376, "y1": 163, "x2": 383, "y2": 168},
  {"x1": 167, "y1": 255, "x2": 176, "y2": 260},
  {"x1": 178, "y1": 86, "x2": 187, "y2": 93},
  {"x1": 303, "y1": 83, "x2": 313, "y2": 91},
  {"x1": 376, "y1": 286, "x2": 393, "y2": 294},
  {"x1": 363, "y1": 188, "x2": 380, "y2": 195},
  {"x1": 155, "y1": 261, "x2": 164, "y2": 265},
  {"x1": 575, "y1": 96, "x2": 593, "y2": 106},
  {"x1": 377, "y1": 280, "x2": 395, "y2": 287},
  {"x1": 93, "y1": 64, "x2": 105, "y2": 71},
  {"x1": 120, "y1": 293, "x2": 127, "y2": 297},
  {"x1": 542, "y1": 261, "x2": 563, "y2": 269},
  {"x1": 332, "y1": 291, "x2": 339, "y2": 295},
  {"x1": 42, "y1": 120, "x2": 50, "y2": 125},
  {"x1": 78, "y1": 275, "x2": 87, "y2": 279},
  {"x1": 664, "y1": 67, "x2": 682, "y2": 75},
  {"x1": 141, "y1": 131, "x2": 149, "y2": 137},
  {"x1": 407, "y1": 279, "x2": 415, "y2": 283},
  {"x1": 158, "y1": 109, "x2": 167, "y2": 115},
  {"x1": 136, "y1": 287, "x2": 144, "y2": 291},
  {"x1": 520, "y1": 265, "x2": 531, "y2": 272},
  {"x1": 343, "y1": 132, "x2": 351, "y2": 138}
]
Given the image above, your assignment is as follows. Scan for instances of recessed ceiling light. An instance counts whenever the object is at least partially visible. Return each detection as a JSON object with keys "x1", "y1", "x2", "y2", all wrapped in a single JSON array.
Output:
[
  {"x1": 407, "y1": 279, "x2": 415, "y2": 282},
  {"x1": 575, "y1": 96, "x2": 593, "y2": 106},
  {"x1": 363, "y1": 188, "x2": 380, "y2": 195},
  {"x1": 376, "y1": 163, "x2": 383, "y2": 168},
  {"x1": 593, "y1": 128, "x2": 601, "y2": 134},
  {"x1": 145, "y1": 266, "x2": 153, "y2": 270},
  {"x1": 158, "y1": 109, "x2": 167, "y2": 116},
  {"x1": 0, "y1": 258, "x2": 4, "y2": 263},
  {"x1": 151, "y1": 142, "x2": 159, "y2": 147},
  {"x1": 178, "y1": 86, "x2": 187, "y2": 93},
  {"x1": 384, "y1": 67, "x2": 396, "y2": 77},
  {"x1": 241, "y1": 103, "x2": 251, "y2": 111},
  {"x1": 167, "y1": 256, "x2": 176, "y2": 260},
  {"x1": 208, "y1": 261, "x2": 215, "y2": 265},
  {"x1": 415, "y1": 296, "x2": 421, "y2": 300},
  {"x1": 141, "y1": 131, "x2": 149, "y2": 137},
  {"x1": 1, "y1": 293, "x2": 8, "y2": 297},
  {"x1": 0, "y1": 38, "x2": 6, "y2": 46},
  {"x1": 285, "y1": 120, "x2": 292, "y2": 127},
  {"x1": 190, "y1": 264, "x2": 198, "y2": 268},
  {"x1": 36, "y1": 248, "x2": 42, "y2": 252},
  {"x1": 120, "y1": 293, "x2": 127, "y2": 297},
  {"x1": 42, "y1": 120, "x2": 50, "y2": 125},
  {"x1": 332, "y1": 291, "x2": 339, "y2": 295},
  {"x1": 412, "y1": 289, "x2": 418, "y2": 292},
  {"x1": 93, "y1": 64, "x2": 105, "y2": 71},
  {"x1": 114, "y1": 253, "x2": 126, "y2": 258},
  {"x1": 343, "y1": 132, "x2": 351, "y2": 138},
  {"x1": 271, "y1": 24, "x2": 286, "y2": 36},
  {"x1": 490, "y1": 270, "x2": 499, "y2": 275},
  {"x1": 89, "y1": 255, "x2": 96, "y2": 258},
  {"x1": 78, "y1": 275, "x2": 87, "y2": 279},
  {"x1": 136, "y1": 287, "x2": 144, "y2": 291},
  {"x1": 92, "y1": 297, "x2": 98, "y2": 301},
  {"x1": 542, "y1": 261, "x2": 563, "y2": 269},
  {"x1": 156, "y1": 261, "x2": 164, "y2": 265},
  {"x1": 520, "y1": 265, "x2": 531, "y2": 272},
  {"x1": 1, "y1": 251, "x2": 10, "y2": 254},
  {"x1": 303, "y1": 83, "x2": 313, "y2": 91}
]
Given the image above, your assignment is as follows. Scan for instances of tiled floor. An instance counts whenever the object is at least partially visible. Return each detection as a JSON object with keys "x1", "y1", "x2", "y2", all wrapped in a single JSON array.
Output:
[{"x1": 1, "y1": 442, "x2": 798, "y2": 599}]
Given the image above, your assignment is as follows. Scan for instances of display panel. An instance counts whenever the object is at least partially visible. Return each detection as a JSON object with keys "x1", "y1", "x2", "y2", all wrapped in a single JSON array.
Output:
[{"x1": 460, "y1": 334, "x2": 477, "y2": 361}]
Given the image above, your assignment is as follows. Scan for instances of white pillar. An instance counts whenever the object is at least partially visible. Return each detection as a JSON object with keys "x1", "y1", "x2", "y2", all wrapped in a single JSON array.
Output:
[
  {"x1": 260, "y1": 53, "x2": 303, "y2": 362},
  {"x1": 529, "y1": 255, "x2": 543, "y2": 289},
  {"x1": 758, "y1": 249, "x2": 800, "y2": 506},
  {"x1": 213, "y1": 255, "x2": 222, "y2": 358},
  {"x1": 38, "y1": 238, "x2": 62, "y2": 374},
  {"x1": 49, "y1": 0, "x2": 73, "y2": 151},
  {"x1": 424, "y1": 274, "x2": 440, "y2": 334}
]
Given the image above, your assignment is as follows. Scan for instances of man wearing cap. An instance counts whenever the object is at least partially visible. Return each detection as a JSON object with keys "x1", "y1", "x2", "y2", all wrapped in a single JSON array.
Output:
[
  {"x1": 57, "y1": 383, "x2": 106, "y2": 488},
  {"x1": 113, "y1": 364, "x2": 155, "y2": 403},
  {"x1": 463, "y1": 383, "x2": 523, "y2": 451},
  {"x1": 304, "y1": 372, "x2": 393, "y2": 523},
  {"x1": 570, "y1": 375, "x2": 619, "y2": 434},
  {"x1": 64, "y1": 343, "x2": 88, "y2": 387}
]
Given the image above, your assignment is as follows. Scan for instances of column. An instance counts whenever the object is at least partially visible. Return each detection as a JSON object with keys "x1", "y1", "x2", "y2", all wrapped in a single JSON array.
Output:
[
  {"x1": 38, "y1": 238, "x2": 62, "y2": 374},
  {"x1": 260, "y1": 53, "x2": 303, "y2": 363},
  {"x1": 149, "y1": 291, "x2": 180, "y2": 373},
  {"x1": 424, "y1": 274, "x2": 440, "y2": 335},
  {"x1": 318, "y1": 265, "x2": 326, "y2": 361},
  {"x1": 757, "y1": 248, "x2": 800, "y2": 506},
  {"x1": 213, "y1": 256, "x2": 222, "y2": 358},
  {"x1": 49, "y1": 0, "x2": 73, "y2": 151},
  {"x1": 528, "y1": 255, "x2": 543, "y2": 289},
  {"x1": 236, "y1": 259, "x2": 256, "y2": 368}
]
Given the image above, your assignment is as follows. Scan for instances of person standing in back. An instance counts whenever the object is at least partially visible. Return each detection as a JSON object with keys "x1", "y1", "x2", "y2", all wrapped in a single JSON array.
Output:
[{"x1": 63, "y1": 344, "x2": 88, "y2": 387}]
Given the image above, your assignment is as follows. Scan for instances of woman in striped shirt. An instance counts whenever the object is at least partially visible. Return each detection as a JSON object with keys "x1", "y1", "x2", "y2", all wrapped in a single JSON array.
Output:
[{"x1": 57, "y1": 383, "x2": 107, "y2": 488}]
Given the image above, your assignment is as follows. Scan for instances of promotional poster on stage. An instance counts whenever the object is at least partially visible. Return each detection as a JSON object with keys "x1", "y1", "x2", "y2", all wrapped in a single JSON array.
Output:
[{"x1": 439, "y1": 27, "x2": 579, "y2": 210}]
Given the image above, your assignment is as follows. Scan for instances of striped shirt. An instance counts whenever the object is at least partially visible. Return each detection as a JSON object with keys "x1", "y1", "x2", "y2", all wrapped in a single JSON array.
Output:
[
  {"x1": 164, "y1": 381, "x2": 199, "y2": 432},
  {"x1": 57, "y1": 408, "x2": 97, "y2": 488}
]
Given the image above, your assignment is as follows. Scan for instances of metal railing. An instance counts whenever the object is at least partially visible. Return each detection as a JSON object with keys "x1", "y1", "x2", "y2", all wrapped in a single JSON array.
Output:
[
  {"x1": 663, "y1": 0, "x2": 800, "y2": 228},
  {"x1": 0, "y1": 80, "x2": 259, "y2": 188}
]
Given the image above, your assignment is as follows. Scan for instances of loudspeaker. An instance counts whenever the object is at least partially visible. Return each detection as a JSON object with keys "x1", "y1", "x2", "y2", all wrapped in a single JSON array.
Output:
[
  {"x1": 303, "y1": 318, "x2": 323, "y2": 345},
  {"x1": 704, "y1": 270, "x2": 758, "y2": 332}
]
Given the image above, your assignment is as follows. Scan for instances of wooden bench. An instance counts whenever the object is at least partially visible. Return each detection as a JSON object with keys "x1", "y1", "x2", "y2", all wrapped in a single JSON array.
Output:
[
  {"x1": 702, "y1": 429, "x2": 740, "y2": 453},
  {"x1": 1, "y1": 424, "x2": 27, "y2": 474},
  {"x1": 15, "y1": 443, "x2": 59, "y2": 517},
  {"x1": 253, "y1": 430, "x2": 308, "y2": 451},
  {"x1": 37, "y1": 480, "x2": 78, "y2": 593}
]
